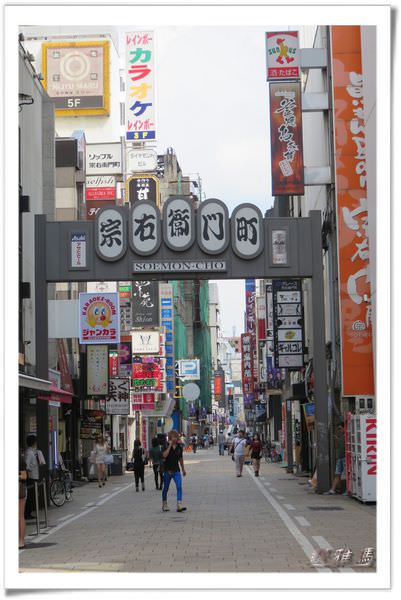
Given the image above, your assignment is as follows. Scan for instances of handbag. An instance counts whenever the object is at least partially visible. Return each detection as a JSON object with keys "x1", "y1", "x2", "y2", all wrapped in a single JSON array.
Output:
[{"x1": 104, "y1": 453, "x2": 114, "y2": 465}]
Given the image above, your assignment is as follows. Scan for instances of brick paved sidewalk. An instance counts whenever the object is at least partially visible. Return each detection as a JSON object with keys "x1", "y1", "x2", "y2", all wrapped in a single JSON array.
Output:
[{"x1": 19, "y1": 448, "x2": 376, "y2": 573}]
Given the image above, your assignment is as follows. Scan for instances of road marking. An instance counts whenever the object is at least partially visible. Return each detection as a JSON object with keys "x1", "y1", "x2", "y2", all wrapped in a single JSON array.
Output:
[
  {"x1": 98, "y1": 493, "x2": 109, "y2": 498},
  {"x1": 312, "y1": 535, "x2": 354, "y2": 572},
  {"x1": 56, "y1": 514, "x2": 75, "y2": 522},
  {"x1": 284, "y1": 503, "x2": 295, "y2": 511},
  {"x1": 245, "y1": 466, "x2": 331, "y2": 572},
  {"x1": 270, "y1": 487, "x2": 277, "y2": 492},
  {"x1": 276, "y1": 495, "x2": 285, "y2": 500},
  {"x1": 295, "y1": 516, "x2": 311, "y2": 527}
]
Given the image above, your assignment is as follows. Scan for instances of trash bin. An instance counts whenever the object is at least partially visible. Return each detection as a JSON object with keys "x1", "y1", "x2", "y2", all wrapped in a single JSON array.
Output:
[{"x1": 109, "y1": 453, "x2": 123, "y2": 476}]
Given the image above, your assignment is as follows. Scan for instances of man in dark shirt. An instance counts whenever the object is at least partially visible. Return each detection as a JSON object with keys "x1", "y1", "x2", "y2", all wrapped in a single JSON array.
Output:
[{"x1": 162, "y1": 429, "x2": 187, "y2": 512}]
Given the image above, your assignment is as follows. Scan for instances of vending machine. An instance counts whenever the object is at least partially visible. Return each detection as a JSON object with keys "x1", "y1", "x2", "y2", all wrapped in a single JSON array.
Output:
[{"x1": 347, "y1": 413, "x2": 376, "y2": 503}]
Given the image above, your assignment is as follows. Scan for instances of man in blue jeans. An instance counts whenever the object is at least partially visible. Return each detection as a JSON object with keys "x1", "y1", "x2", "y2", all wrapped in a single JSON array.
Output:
[
  {"x1": 324, "y1": 421, "x2": 347, "y2": 495},
  {"x1": 162, "y1": 430, "x2": 187, "y2": 512}
]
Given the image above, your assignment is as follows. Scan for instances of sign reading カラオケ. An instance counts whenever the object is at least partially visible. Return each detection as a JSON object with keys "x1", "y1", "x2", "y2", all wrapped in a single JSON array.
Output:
[
  {"x1": 125, "y1": 31, "x2": 156, "y2": 141},
  {"x1": 266, "y1": 31, "x2": 300, "y2": 80},
  {"x1": 79, "y1": 293, "x2": 120, "y2": 344}
]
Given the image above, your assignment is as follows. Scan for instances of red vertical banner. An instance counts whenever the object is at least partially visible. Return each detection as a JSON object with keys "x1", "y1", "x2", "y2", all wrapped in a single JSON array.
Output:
[
  {"x1": 269, "y1": 81, "x2": 304, "y2": 196},
  {"x1": 330, "y1": 26, "x2": 374, "y2": 396}
]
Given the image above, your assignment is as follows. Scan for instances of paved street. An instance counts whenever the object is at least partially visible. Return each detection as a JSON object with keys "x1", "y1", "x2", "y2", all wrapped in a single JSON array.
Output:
[{"x1": 19, "y1": 448, "x2": 376, "y2": 573}]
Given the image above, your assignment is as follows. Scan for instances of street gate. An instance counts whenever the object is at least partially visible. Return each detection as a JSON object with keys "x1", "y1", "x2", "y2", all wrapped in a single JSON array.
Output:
[{"x1": 35, "y1": 197, "x2": 329, "y2": 491}]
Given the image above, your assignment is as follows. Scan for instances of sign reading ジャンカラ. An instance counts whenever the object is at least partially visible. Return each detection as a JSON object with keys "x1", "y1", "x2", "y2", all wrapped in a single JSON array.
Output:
[
  {"x1": 79, "y1": 293, "x2": 120, "y2": 345},
  {"x1": 42, "y1": 41, "x2": 110, "y2": 116}
]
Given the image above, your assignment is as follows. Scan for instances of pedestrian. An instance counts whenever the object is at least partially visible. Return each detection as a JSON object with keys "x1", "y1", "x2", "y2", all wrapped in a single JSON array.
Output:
[
  {"x1": 324, "y1": 420, "x2": 347, "y2": 495},
  {"x1": 24, "y1": 434, "x2": 45, "y2": 519},
  {"x1": 250, "y1": 433, "x2": 263, "y2": 477},
  {"x1": 149, "y1": 437, "x2": 163, "y2": 490},
  {"x1": 94, "y1": 435, "x2": 109, "y2": 488},
  {"x1": 132, "y1": 439, "x2": 148, "y2": 492},
  {"x1": 204, "y1": 433, "x2": 209, "y2": 449},
  {"x1": 180, "y1": 432, "x2": 187, "y2": 450},
  {"x1": 191, "y1": 434, "x2": 197, "y2": 453},
  {"x1": 217, "y1": 430, "x2": 225, "y2": 456},
  {"x1": 161, "y1": 430, "x2": 187, "y2": 512},
  {"x1": 19, "y1": 449, "x2": 28, "y2": 549},
  {"x1": 230, "y1": 430, "x2": 247, "y2": 477}
]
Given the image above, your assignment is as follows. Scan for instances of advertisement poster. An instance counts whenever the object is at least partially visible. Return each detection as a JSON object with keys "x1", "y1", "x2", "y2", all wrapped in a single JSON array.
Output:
[
  {"x1": 87, "y1": 345, "x2": 108, "y2": 396},
  {"x1": 266, "y1": 31, "x2": 300, "y2": 80},
  {"x1": 125, "y1": 31, "x2": 156, "y2": 140},
  {"x1": 331, "y1": 25, "x2": 374, "y2": 396},
  {"x1": 79, "y1": 293, "x2": 120, "y2": 345},
  {"x1": 119, "y1": 342, "x2": 132, "y2": 378},
  {"x1": 132, "y1": 357, "x2": 162, "y2": 391},
  {"x1": 269, "y1": 81, "x2": 304, "y2": 196},
  {"x1": 80, "y1": 410, "x2": 104, "y2": 439},
  {"x1": 42, "y1": 41, "x2": 110, "y2": 116}
]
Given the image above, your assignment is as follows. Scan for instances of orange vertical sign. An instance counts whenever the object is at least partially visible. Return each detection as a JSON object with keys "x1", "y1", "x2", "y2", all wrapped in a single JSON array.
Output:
[{"x1": 331, "y1": 26, "x2": 374, "y2": 396}]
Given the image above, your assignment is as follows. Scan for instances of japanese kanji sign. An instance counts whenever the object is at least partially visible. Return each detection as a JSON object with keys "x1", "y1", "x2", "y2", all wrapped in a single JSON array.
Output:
[
  {"x1": 42, "y1": 41, "x2": 110, "y2": 116},
  {"x1": 331, "y1": 26, "x2": 374, "y2": 396},
  {"x1": 272, "y1": 280, "x2": 305, "y2": 368},
  {"x1": 131, "y1": 281, "x2": 159, "y2": 326},
  {"x1": 79, "y1": 293, "x2": 120, "y2": 345},
  {"x1": 126, "y1": 174, "x2": 160, "y2": 207},
  {"x1": 86, "y1": 143, "x2": 122, "y2": 175},
  {"x1": 241, "y1": 332, "x2": 254, "y2": 396},
  {"x1": 130, "y1": 200, "x2": 161, "y2": 255},
  {"x1": 125, "y1": 31, "x2": 156, "y2": 141},
  {"x1": 132, "y1": 357, "x2": 162, "y2": 391},
  {"x1": 126, "y1": 148, "x2": 158, "y2": 173},
  {"x1": 232, "y1": 204, "x2": 264, "y2": 259},
  {"x1": 106, "y1": 378, "x2": 130, "y2": 415},
  {"x1": 266, "y1": 31, "x2": 300, "y2": 80},
  {"x1": 163, "y1": 197, "x2": 195, "y2": 251},
  {"x1": 269, "y1": 82, "x2": 304, "y2": 196},
  {"x1": 159, "y1": 283, "x2": 175, "y2": 393},
  {"x1": 95, "y1": 207, "x2": 127, "y2": 261},
  {"x1": 197, "y1": 199, "x2": 230, "y2": 255}
]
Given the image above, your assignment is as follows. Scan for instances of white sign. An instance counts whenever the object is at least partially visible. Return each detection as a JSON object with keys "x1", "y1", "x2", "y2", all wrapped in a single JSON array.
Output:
[
  {"x1": 163, "y1": 197, "x2": 195, "y2": 251},
  {"x1": 71, "y1": 233, "x2": 87, "y2": 268},
  {"x1": 131, "y1": 201, "x2": 161, "y2": 255},
  {"x1": 106, "y1": 378, "x2": 130, "y2": 415},
  {"x1": 266, "y1": 31, "x2": 300, "y2": 80},
  {"x1": 95, "y1": 207, "x2": 126, "y2": 261},
  {"x1": 87, "y1": 345, "x2": 108, "y2": 395},
  {"x1": 198, "y1": 199, "x2": 229, "y2": 255},
  {"x1": 127, "y1": 148, "x2": 157, "y2": 172},
  {"x1": 232, "y1": 204, "x2": 264, "y2": 259},
  {"x1": 86, "y1": 143, "x2": 122, "y2": 175},
  {"x1": 179, "y1": 359, "x2": 200, "y2": 380},
  {"x1": 125, "y1": 31, "x2": 156, "y2": 141},
  {"x1": 131, "y1": 330, "x2": 160, "y2": 354},
  {"x1": 182, "y1": 382, "x2": 201, "y2": 401},
  {"x1": 79, "y1": 293, "x2": 120, "y2": 345},
  {"x1": 271, "y1": 229, "x2": 288, "y2": 264}
]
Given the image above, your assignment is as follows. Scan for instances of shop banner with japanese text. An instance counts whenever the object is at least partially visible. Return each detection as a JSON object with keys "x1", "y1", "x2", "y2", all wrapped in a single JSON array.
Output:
[
  {"x1": 330, "y1": 26, "x2": 374, "y2": 396},
  {"x1": 125, "y1": 31, "x2": 156, "y2": 141},
  {"x1": 269, "y1": 82, "x2": 304, "y2": 196}
]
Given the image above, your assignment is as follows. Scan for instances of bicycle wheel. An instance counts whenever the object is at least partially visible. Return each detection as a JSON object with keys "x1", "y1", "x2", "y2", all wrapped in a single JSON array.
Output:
[{"x1": 50, "y1": 480, "x2": 66, "y2": 507}]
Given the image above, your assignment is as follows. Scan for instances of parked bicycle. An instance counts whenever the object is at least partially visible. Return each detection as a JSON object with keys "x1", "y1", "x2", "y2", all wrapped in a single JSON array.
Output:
[
  {"x1": 263, "y1": 444, "x2": 282, "y2": 463},
  {"x1": 49, "y1": 466, "x2": 73, "y2": 507}
]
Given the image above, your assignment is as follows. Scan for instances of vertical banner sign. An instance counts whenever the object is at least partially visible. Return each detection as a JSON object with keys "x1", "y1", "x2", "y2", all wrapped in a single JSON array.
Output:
[
  {"x1": 79, "y1": 293, "x2": 120, "y2": 344},
  {"x1": 265, "y1": 281, "x2": 282, "y2": 388},
  {"x1": 266, "y1": 31, "x2": 300, "y2": 80},
  {"x1": 269, "y1": 82, "x2": 304, "y2": 196},
  {"x1": 256, "y1": 296, "x2": 267, "y2": 383},
  {"x1": 70, "y1": 233, "x2": 87, "y2": 268},
  {"x1": 241, "y1": 332, "x2": 254, "y2": 398},
  {"x1": 272, "y1": 280, "x2": 305, "y2": 368},
  {"x1": 132, "y1": 281, "x2": 160, "y2": 326},
  {"x1": 87, "y1": 345, "x2": 108, "y2": 396},
  {"x1": 330, "y1": 26, "x2": 374, "y2": 396},
  {"x1": 125, "y1": 31, "x2": 156, "y2": 141},
  {"x1": 42, "y1": 41, "x2": 110, "y2": 116},
  {"x1": 159, "y1": 283, "x2": 175, "y2": 393},
  {"x1": 245, "y1": 279, "x2": 258, "y2": 385},
  {"x1": 118, "y1": 342, "x2": 132, "y2": 378},
  {"x1": 214, "y1": 369, "x2": 225, "y2": 408},
  {"x1": 109, "y1": 348, "x2": 119, "y2": 377}
]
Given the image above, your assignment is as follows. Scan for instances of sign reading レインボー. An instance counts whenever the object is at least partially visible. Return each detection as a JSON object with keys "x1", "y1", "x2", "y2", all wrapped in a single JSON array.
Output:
[
  {"x1": 266, "y1": 31, "x2": 300, "y2": 80},
  {"x1": 269, "y1": 82, "x2": 304, "y2": 196},
  {"x1": 42, "y1": 41, "x2": 110, "y2": 116},
  {"x1": 330, "y1": 26, "x2": 374, "y2": 396},
  {"x1": 125, "y1": 31, "x2": 156, "y2": 141}
]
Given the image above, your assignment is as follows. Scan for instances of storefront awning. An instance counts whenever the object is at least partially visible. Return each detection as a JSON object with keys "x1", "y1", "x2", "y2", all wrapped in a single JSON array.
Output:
[
  {"x1": 19, "y1": 373, "x2": 52, "y2": 392},
  {"x1": 37, "y1": 385, "x2": 73, "y2": 404}
]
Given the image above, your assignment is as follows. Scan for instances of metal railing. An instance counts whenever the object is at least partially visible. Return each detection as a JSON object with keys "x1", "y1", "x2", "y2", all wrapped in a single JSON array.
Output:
[{"x1": 26, "y1": 477, "x2": 49, "y2": 536}]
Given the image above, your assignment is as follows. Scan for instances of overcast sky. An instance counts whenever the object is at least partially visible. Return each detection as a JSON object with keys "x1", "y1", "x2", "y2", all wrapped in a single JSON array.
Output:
[{"x1": 150, "y1": 26, "x2": 286, "y2": 336}]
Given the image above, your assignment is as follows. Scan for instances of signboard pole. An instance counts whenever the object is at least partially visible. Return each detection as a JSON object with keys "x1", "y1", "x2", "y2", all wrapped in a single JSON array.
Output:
[{"x1": 310, "y1": 210, "x2": 330, "y2": 493}]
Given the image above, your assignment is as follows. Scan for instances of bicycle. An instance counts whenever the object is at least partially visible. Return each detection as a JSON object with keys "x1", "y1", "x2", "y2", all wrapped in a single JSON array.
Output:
[{"x1": 49, "y1": 467, "x2": 73, "y2": 507}]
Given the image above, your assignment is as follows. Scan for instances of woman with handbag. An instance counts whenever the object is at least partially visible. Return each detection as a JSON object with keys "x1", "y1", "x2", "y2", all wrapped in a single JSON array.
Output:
[
  {"x1": 250, "y1": 433, "x2": 263, "y2": 477},
  {"x1": 132, "y1": 439, "x2": 148, "y2": 492},
  {"x1": 94, "y1": 435, "x2": 109, "y2": 488}
]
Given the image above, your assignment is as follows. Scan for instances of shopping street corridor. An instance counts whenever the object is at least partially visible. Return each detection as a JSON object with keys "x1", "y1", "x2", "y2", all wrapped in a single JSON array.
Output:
[{"x1": 19, "y1": 448, "x2": 376, "y2": 573}]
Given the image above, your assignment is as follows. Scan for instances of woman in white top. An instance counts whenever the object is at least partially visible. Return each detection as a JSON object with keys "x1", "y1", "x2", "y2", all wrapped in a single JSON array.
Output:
[
  {"x1": 230, "y1": 430, "x2": 247, "y2": 477},
  {"x1": 94, "y1": 435, "x2": 109, "y2": 487}
]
